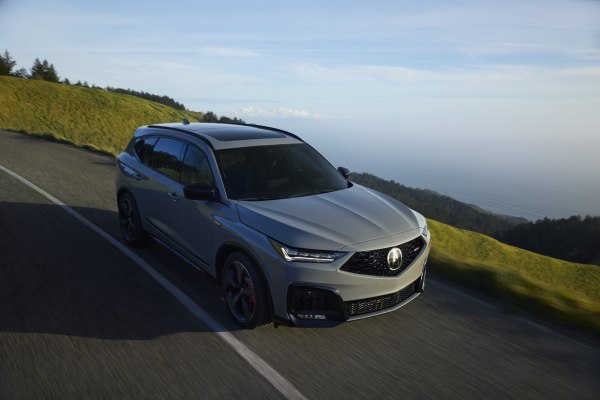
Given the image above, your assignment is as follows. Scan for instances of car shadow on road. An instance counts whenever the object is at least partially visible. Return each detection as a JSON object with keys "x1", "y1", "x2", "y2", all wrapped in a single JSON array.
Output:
[{"x1": 0, "y1": 200, "x2": 244, "y2": 339}]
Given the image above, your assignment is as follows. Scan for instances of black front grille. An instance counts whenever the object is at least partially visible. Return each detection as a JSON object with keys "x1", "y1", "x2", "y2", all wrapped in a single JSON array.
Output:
[
  {"x1": 345, "y1": 282, "x2": 418, "y2": 317},
  {"x1": 288, "y1": 286, "x2": 345, "y2": 320},
  {"x1": 340, "y1": 236, "x2": 425, "y2": 277}
]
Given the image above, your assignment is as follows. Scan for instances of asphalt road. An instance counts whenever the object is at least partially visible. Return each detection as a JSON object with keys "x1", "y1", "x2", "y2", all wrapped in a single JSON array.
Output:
[{"x1": 0, "y1": 130, "x2": 598, "y2": 400}]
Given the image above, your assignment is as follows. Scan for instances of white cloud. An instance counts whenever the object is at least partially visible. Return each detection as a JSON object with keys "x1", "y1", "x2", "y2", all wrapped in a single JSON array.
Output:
[
  {"x1": 459, "y1": 42, "x2": 559, "y2": 56},
  {"x1": 560, "y1": 66, "x2": 600, "y2": 78},
  {"x1": 197, "y1": 47, "x2": 259, "y2": 57},
  {"x1": 290, "y1": 63, "x2": 425, "y2": 83},
  {"x1": 235, "y1": 106, "x2": 327, "y2": 119},
  {"x1": 288, "y1": 62, "x2": 600, "y2": 92},
  {"x1": 568, "y1": 49, "x2": 600, "y2": 62}
]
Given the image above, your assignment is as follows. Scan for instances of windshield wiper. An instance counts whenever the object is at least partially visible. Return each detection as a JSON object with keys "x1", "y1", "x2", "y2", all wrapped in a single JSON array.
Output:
[
  {"x1": 239, "y1": 188, "x2": 339, "y2": 201},
  {"x1": 293, "y1": 188, "x2": 340, "y2": 198}
]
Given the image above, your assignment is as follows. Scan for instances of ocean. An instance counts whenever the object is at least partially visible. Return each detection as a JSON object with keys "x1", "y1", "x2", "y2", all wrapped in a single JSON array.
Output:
[
  {"x1": 307, "y1": 137, "x2": 600, "y2": 221},
  {"x1": 378, "y1": 166, "x2": 600, "y2": 221}
]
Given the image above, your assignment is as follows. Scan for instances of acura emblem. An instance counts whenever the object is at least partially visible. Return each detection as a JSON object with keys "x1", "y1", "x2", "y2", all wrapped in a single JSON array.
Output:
[{"x1": 387, "y1": 247, "x2": 403, "y2": 271}]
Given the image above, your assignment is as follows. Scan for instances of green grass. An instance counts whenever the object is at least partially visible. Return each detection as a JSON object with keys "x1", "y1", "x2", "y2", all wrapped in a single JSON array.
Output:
[
  {"x1": 0, "y1": 76, "x2": 198, "y2": 155},
  {"x1": 428, "y1": 220, "x2": 600, "y2": 334},
  {"x1": 1, "y1": 76, "x2": 599, "y2": 334}
]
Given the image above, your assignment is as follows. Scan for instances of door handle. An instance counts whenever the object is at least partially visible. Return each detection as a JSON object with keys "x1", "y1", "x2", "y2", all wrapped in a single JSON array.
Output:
[{"x1": 168, "y1": 192, "x2": 179, "y2": 201}]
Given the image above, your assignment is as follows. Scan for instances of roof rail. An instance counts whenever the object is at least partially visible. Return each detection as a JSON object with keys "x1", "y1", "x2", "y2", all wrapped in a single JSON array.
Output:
[{"x1": 147, "y1": 125, "x2": 215, "y2": 149}]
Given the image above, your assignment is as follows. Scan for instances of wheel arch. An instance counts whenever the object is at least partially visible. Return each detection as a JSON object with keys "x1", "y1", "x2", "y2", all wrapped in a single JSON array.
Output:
[
  {"x1": 116, "y1": 187, "x2": 130, "y2": 202},
  {"x1": 215, "y1": 242, "x2": 274, "y2": 318}
]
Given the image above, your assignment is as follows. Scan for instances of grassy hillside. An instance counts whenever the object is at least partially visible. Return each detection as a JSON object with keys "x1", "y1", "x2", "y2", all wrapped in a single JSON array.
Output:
[
  {"x1": 1, "y1": 76, "x2": 598, "y2": 334},
  {"x1": 0, "y1": 76, "x2": 198, "y2": 155},
  {"x1": 428, "y1": 220, "x2": 599, "y2": 333}
]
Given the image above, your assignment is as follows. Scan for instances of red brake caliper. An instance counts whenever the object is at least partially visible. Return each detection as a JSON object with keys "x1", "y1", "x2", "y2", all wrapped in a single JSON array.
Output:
[{"x1": 245, "y1": 277, "x2": 255, "y2": 306}]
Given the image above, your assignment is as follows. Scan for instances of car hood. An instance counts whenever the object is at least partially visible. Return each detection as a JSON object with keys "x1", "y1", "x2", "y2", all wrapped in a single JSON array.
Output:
[{"x1": 236, "y1": 184, "x2": 419, "y2": 250}]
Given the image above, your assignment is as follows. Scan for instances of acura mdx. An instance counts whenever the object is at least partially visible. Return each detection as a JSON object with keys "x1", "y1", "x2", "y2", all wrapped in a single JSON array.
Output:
[{"x1": 115, "y1": 122, "x2": 430, "y2": 328}]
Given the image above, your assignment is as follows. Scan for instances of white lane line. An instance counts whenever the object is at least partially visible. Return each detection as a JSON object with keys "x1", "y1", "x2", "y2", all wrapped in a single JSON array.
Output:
[{"x1": 0, "y1": 164, "x2": 307, "y2": 400}]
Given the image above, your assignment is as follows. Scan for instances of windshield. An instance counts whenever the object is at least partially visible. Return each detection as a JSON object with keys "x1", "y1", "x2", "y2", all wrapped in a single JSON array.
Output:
[{"x1": 216, "y1": 143, "x2": 348, "y2": 200}]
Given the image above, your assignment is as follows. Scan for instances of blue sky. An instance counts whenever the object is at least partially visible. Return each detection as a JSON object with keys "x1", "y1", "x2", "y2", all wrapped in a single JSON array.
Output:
[{"x1": 1, "y1": 0, "x2": 599, "y2": 217}]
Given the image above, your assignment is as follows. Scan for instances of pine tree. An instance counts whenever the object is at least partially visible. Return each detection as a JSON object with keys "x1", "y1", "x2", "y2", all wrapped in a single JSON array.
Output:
[
  {"x1": 0, "y1": 50, "x2": 17, "y2": 75},
  {"x1": 30, "y1": 58, "x2": 59, "y2": 82},
  {"x1": 45, "y1": 62, "x2": 59, "y2": 82},
  {"x1": 30, "y1": 58, "x2": 45, "y2": 80},
  {"x1": 202, "y1": 111, "x2": 219, "y2": 122}
]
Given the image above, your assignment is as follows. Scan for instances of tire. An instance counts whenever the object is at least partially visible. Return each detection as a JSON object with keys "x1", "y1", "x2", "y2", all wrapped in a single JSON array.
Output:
[
  {"x1": 222, "y1": 252, "x2": 270, "y2": 329},
  {"x1": 118, "y1": 192, "x2": 147, "y2": 247}
]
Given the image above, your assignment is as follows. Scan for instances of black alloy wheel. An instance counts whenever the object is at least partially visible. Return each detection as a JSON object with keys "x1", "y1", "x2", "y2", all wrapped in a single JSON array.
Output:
[
  {"x1": 118, "y1": 192, "x2": 146, "y2": 246},
  {"x1": 223, "y1": 252, "x2": 269, "y2": 329}
]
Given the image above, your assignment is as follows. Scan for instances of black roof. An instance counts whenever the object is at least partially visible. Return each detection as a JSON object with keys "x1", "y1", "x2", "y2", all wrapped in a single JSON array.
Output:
[
  {"x1": 174, "y1": 123, "x2": 287, "y2": 141},
  {"x1": 144, "y1": 122, "x2": 303, "y2": 149}
]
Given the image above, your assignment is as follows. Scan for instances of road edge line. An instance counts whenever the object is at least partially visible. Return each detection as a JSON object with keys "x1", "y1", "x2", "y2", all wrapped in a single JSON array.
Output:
[{"x1": 0, "y1": 163, "x2": 307, "y2": 400}]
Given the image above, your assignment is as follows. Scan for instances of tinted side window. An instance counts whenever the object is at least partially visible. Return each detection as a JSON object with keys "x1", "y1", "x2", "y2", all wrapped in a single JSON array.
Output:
[
  {"x1": 134, "y1": 137, "x2": 158, "y2": 165},
  {"x1": 149, "y1": 137, "x2": 185, "y2": 181},
  {"x1": 181, "y1": 145, "x2": 215, "y2": 187}
]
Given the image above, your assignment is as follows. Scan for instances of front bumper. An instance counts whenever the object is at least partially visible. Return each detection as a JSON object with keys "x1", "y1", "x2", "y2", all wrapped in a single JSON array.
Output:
[{"x1": 264, "y1": 229, "x2": 430, "y2": 326}]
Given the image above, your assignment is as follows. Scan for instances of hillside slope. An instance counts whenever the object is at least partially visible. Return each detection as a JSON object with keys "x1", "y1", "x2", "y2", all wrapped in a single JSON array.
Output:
[
  {"x1": 428, "y1": 220, "x2": 599, "y2": 332},
  {"x1": 0, "y1": 76, "x2": 197, "y2": 155}
]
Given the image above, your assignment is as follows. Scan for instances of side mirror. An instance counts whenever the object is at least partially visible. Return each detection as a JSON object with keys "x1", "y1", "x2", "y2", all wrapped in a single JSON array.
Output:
[
  {"x1": 183, "y1": 183, "x2": 220, "y2": 202},
  {"x1": 337, "y1": 166, "x2": 351, "y2": 179}
]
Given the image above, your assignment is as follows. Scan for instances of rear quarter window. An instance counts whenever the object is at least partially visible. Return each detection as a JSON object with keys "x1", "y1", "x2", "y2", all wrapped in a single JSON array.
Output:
[{"x1": 134, "y1": 137, "x2": 158, "y2": 165}]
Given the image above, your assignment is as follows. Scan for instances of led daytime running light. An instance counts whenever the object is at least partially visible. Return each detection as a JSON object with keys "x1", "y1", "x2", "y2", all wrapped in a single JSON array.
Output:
[{"x1": 271, "y1": 240, "x2": 346, "y2": 263}]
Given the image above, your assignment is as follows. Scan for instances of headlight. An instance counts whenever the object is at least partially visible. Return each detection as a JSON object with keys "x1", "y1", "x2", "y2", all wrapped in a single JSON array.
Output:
[
  {"x1": 270, "y1": 239, "x2": 346, "y2": 263},
  {"x1": 422, "y1": 222, "x2": 429, "y2": 237}
]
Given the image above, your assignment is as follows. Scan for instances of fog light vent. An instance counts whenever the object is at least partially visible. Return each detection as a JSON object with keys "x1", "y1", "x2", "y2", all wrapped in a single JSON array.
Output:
[{"x1": 287, "y1": 285, "x2": 346, "y2": 321}]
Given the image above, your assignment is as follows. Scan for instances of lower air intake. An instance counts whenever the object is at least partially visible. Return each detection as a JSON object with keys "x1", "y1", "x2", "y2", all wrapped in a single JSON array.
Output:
[
  {"x1": 288, "y1": 286, "x2": 345, "y2": 320},
  {"x1": 345, "y1": 282, "x2": 418, "y2": 317}
]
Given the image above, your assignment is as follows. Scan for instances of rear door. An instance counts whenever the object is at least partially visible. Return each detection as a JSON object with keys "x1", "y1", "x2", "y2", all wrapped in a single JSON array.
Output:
[{"x1": 136, "y1": 136, "x2": 186, "y2": 238}]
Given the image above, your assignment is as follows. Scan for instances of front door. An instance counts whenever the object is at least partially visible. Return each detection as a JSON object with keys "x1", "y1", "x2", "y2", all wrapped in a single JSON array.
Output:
[{"x1": 167, "y1": 143, "x2": 219, "y2": 267}]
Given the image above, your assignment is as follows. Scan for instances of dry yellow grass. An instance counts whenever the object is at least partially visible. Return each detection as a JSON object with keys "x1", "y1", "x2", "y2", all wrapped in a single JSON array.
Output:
[
  {"x1": 0, "y1": 76, "x2": 198, "y2": 154},
  {"x1": 428, "y1": 220, "x2": 600, "y2": 333}
]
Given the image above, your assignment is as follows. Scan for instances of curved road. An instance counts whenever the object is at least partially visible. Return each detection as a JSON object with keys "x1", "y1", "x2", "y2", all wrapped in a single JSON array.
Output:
[{"x1": 0, "y1": 130, "x2": 598, "y2": 399}]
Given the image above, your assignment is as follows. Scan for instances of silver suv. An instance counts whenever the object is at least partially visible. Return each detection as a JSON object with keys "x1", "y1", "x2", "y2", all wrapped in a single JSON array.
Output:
[{"x1": 115, "y1": 122, "x2": 430, "y2": 328}]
